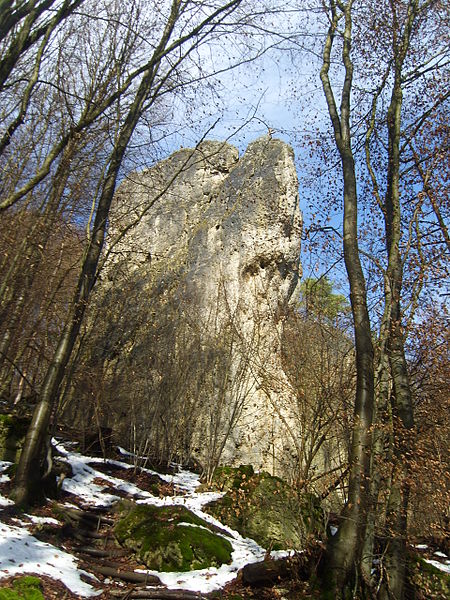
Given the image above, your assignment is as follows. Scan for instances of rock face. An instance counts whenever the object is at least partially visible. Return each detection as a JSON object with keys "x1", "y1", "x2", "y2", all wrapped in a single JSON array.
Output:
[{"x1": 102, "y1": 137, "x2": 302, "y2": 473}]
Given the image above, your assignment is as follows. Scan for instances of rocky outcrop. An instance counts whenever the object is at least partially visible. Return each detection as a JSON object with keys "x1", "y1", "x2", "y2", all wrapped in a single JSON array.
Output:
[
  {"x1": 99, "y1": 136, "x2": 302, "y2": 473},
  {"x1": 109, "y1": 137, "x2": 301, "y2": 306}
]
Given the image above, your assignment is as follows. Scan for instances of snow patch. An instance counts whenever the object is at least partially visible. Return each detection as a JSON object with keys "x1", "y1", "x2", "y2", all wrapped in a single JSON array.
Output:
[
  {"x1": 424, "y1": 559, "x2": 450, "y2": 574},
  {"x1": 0, "y1": 522, "x2": 101, "y2": 596}
]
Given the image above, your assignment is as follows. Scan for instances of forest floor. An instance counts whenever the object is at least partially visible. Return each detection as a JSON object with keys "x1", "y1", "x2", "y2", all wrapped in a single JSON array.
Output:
[{"x1": 0, "y1": 440, "x2": 448, "y2": 599}]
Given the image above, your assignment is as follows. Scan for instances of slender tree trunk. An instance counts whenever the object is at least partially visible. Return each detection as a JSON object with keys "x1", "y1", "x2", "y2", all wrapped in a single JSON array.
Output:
[
  {"x1": 12, "y1": 51, "x2": 172, "y2": 505},
  {"x1": 378, "y1": 4, "x2": 417, "y2": 595},
  {"x1": 319, "y1": 2, "x2": 375, "y2": 593},
  {"x1": 361, "y1": 344, "x2": 390, "y2": 589},
  {"x1": 325, "y1": 149, "x2": 375, "y2": 597}
]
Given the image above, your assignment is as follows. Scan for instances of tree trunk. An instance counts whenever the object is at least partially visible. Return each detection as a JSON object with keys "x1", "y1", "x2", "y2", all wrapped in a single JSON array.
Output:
[
  {"x1": 325, "y1": 150, "x2": 375, "y2": 597},
  {"x1": 361, "y1": 345, "x2": 391, "y2": 589},
  {"x1": 12, "y1": 55, "x2": 171, "y2": 505},
  {"x1": 319, "y1": 2, "x2": 375, "y2": 594},
  {"x1": 378, "y1": 4, "x2": 417, "y2": 594}
]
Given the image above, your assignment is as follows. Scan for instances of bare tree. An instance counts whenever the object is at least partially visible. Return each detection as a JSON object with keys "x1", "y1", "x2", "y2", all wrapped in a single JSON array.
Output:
[
  {"x1": 314, "y1": 0, "x2": 449, "y2": 595},
  {"x1": 319, "y1": 2, "x2": 375, "y2": 591},
  {"x1": 11, "y1": 0, "x2": 246, "y2": 506}
]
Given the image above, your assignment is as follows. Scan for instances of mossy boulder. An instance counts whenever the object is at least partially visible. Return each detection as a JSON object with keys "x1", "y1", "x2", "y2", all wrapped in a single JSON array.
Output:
[
  {"x1": 409, "y1": 556, "x2": 450, "y2": 599},
  {"x1": 114, "y1": 503, "x2": 233, "y2": 572},
  {"x1": 210, "y1": 465, "x2": 254, "y2": 492},
  {"x1": 205, "y1": 466, "x2": 323, "y2": 550},
  {"x1": 0, "y1": 414, "x2": 30, "y2": 462},
  {"x1": 0, "y1": 576, "x2": 44, "y2": 600}
]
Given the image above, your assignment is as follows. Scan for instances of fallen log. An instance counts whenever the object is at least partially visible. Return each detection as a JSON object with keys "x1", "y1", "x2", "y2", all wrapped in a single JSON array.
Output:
[
  {"x1": 64, "y1": 524, "x2": 105, "y2": 541},
  {"x1": 92, "y1": 565, "x2": 161, "y2": 585},
  {"x1": 79, "y1": 546, "x2": 129, "y2": 558},
  {"x1": 70, "y1": 528, "x2": 97, "y2": 544},
  {"x1": 57, "y1": 505, "x2": 114, "y2": 526},
  {"x1": 76, "y1": 527, "x2": 104, "y2": 539},
  {"x1": 109, "y1": 589, "x2": 207, "y2": 599},
  {"x1": 242, "y1": 558, "x2": 290, "y2": 586},
  {"x1": 95, "y1": 559, "x2": 142, "y2": 571}
]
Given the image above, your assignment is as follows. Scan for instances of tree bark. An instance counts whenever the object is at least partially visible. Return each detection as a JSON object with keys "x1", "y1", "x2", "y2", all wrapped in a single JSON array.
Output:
[
  {"x1": 91, "y1": 565, "x2": 161, "y2": 585},
  {"x1": 378, "y1": 4, "x2": 418, "y2": 598},
  {"x1": 12, "y1": 1, "x2": 185, "y2": 506},
  {"x1": 319, "y1": 2, "x2": 375, "y2": 594}
]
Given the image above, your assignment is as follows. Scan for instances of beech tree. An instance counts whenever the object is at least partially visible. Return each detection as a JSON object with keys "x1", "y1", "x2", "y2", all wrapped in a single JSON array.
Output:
[
  {"x1": 315, "y1": 0, "x2": 449, "y2": 596},
  {"x1": 5, "y1": 0, "x2": 251, "y2": 506},
  {"x1": 319, "y1": 2, "x2": 375, "y2": 591}
]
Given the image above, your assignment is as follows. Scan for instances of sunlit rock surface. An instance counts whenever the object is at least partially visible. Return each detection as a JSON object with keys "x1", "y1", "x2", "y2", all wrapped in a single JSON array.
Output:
[{"x1": 104, "y1": 137, "x2": 302, "y2": 472}]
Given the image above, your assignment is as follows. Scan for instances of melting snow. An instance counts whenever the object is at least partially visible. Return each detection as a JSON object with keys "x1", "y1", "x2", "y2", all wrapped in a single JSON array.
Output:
[
  {"x1": 424, "y1": 559, "x2": 450, "y2": 574},
  {"x1": 1, "y1": 442, "x2": 447, "y2": 596},
  {"x1": 0, "y1": 521, "x2": 101, "y2": 596},
  {"x1": 0, "y1": 442, "x2": 279, "y2": 595},
  {"x1": 26, "y1": 515, "x2": 60, "y2": 526},
  {"x1": 0, "y1": 462, "x2": 13, "y2": 507}
]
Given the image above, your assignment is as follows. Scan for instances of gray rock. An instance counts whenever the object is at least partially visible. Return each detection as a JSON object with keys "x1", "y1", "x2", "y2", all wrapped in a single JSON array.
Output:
[
  {"x1": 101, "y1": 137, "x2": 302, "y2": 472},
  {"x1": 204, "y1": 466, "x2": 323, "y2": 550},
  {"x1": 0, "y1": 413, "x2": 30, "y2": 462}
]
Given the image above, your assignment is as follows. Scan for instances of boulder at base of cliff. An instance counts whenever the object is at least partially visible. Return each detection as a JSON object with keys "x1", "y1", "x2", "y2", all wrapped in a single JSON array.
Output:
[
  {"x1": 0, "y1": 413, "x2": 30, "y2": 462},
  {"x1": 114, "y1": 502, "x2": 233, "y2": 572},
  {"x1": 204, "y1": 466, "x2": 323, "y2": 551}
]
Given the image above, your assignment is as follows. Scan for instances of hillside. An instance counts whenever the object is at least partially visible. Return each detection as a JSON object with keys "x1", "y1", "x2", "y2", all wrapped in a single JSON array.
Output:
[{"x1": 1, "y1": 437, "x2": 449, "y2": 599}]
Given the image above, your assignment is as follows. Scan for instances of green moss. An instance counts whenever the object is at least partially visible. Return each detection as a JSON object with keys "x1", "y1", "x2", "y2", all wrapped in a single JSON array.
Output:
[
  {"x1": 0, "y1": 591, "x2": 18, "y2": 600},
  {"x1": 0, "y1": 576, "x2": 43, "y2": 600},
  {"x1": 409, "y1": 556, "x2": 450, "y2": 599},
  {"x1": 149, "y1": 483, "x2": 160, "y2": 496},
  {"x1": 419, "y1": 558, "x2": 450, "y2": 579},
  {"x1": 0, "y1": 415, "x2": 29, "y2": 438},
  {"x1": 0, "y1": 590, "x2": 17, "y2": 600},
  {"x1": 115, "y1": 504, "x2": 233, "y2": 572},
  {"x1": 205, "y1": 467, "x2": 323, "y2": 551},
  {"x1": 0, "y1": 414, "x2": 30, "y2": 462},
  {"x1": 299, "y1": 492, "x2": 323, "y2": 534},
  {"x1": 211, "y1": 464, "x2": 254, "y2": 492}
]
